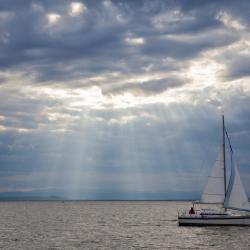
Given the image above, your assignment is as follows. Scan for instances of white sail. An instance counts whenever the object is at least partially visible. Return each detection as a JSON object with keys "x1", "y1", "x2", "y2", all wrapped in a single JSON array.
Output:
[
  {"x1": 200, "y1": 149, "x2": 225, "y2": 203},
  {"x1": 224, "y1": 162, "x2": 250, "y2": 211}
]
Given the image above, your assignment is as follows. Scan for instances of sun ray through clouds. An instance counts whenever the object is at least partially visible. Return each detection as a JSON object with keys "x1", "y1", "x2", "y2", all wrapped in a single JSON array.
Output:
[{"x1": 0, "y1": 0, "x2": 250, "y2": 199}]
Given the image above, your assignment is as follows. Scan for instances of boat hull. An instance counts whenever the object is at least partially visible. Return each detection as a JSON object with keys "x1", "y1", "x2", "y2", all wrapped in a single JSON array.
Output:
[{"x1": 178, "y1": 215, "x2": 250, "y2": 226}]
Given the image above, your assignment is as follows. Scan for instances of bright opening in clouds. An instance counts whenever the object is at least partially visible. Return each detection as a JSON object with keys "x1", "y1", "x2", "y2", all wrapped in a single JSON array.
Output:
[
  {"x1": 69, "y1": 2, "x2": 86, "y2": 16},
  {"x1": 47, "y1": 13, "x2": 61, "y2": 25},
  {"x1": 0, "y1": 0, "x2": 249, "y2": 200},
  {"x1": 125, "y1": 37, "x2": 145, "y2": 46}
]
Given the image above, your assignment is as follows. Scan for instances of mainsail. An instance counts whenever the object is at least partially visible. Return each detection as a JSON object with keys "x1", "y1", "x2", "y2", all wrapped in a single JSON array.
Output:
[
  {"x1": 200, "y1": 149, "x2": 225, "y2": 204},
  {"x1": 224, "y1": 162, "x2": 250, "y2": 211}
]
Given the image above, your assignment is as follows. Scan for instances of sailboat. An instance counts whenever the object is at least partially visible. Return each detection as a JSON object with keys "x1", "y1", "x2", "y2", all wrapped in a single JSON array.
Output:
[{"x1": 178, "y1": 115, "x2": 250, "y2": 226}]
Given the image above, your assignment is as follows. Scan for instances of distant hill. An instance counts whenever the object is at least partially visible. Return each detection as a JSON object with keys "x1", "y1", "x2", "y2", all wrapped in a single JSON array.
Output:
[{"x1": 0, "y1": 190, "x2": 201, "y2": 201}]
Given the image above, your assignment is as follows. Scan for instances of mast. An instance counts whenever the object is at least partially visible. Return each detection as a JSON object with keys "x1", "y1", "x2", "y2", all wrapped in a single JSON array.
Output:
[{"x1": 222, "y1": 115, "x2": 227, "y2": 207}]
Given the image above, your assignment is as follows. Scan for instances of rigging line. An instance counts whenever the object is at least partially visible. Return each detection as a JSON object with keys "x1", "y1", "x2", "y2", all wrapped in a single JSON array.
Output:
[{"x1": 225, "y1": 128, "x2": 233, "y2": 154}]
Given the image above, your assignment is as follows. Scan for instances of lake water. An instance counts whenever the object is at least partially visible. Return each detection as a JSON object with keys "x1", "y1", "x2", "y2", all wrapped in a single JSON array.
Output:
[{"x1": 0, "y1": 201, "x2": 249, "y2": 249}]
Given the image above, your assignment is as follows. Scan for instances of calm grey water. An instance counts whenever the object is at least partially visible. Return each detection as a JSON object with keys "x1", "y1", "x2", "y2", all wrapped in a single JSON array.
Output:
[{"x1": 0, "y1": 201, "x2": 249, "y2": 249}]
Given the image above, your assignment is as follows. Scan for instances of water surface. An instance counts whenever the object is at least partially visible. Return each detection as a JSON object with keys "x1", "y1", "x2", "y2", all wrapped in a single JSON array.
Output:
[{"x1": 0, "y1": 201, "x2": 249, "y2": 249}]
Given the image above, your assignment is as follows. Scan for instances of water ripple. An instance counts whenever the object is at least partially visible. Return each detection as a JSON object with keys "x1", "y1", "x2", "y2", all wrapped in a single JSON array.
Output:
[{"x1": 0, "y1": 201, "x2": 249, "y2": 249}]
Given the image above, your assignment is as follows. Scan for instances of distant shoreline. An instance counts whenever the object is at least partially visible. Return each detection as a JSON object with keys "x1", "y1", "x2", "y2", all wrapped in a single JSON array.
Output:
[{"x1": 0, "y1": 199, "x2": 196, "y2": 202}]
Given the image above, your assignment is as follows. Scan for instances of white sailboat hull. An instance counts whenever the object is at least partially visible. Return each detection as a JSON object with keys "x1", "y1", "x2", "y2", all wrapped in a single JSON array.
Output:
[{"x1": 178, "y1": 215, "x2": 250, "y2": 226}]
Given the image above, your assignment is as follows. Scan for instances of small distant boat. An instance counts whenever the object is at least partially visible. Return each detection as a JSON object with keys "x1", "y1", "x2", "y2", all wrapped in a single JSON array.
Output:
[{"x1": 178, "y1": 115, "x2": 250, "y2": 226}]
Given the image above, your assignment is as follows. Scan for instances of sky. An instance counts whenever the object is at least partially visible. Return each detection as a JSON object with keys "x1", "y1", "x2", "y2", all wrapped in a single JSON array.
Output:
[{"x1": 0, "y1": 0, "x2": 250, "y2": 200}]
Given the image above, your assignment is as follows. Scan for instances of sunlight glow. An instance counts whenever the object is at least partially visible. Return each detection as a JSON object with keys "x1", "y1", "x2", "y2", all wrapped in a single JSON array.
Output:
[
  {"x1": 40, "y1": 87, "x2": 72, "y2": 99},
  {"x1": 125, "y1": 37, "x2": 145, "y2": 46},
  {"x1": 47, "y1": 13, "x2": 61, "y2": 25},
  {"x1": 227, "y1": 38, "x2": 250, "y2": 56},
  {"x1": 69, "y1": 2, "x2": 86, "y2": 16},
  {"x1": 69, "y1": 87, "x2": 104, "y2": 109},
  {"x1": 0, "y1": 125, "x2": 7, "y2": 131},
  {"x1": 185, "y1": 58, "x2": 225, "y2": 89}
]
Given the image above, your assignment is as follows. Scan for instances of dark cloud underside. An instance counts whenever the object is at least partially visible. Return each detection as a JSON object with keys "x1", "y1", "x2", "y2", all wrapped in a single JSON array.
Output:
[{"x1": 0, "y1": 0, "x2": 250, "y2": 198}]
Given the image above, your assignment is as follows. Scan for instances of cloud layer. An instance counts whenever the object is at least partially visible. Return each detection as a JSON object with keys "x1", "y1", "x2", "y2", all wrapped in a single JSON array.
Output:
[{"x1": 0, "y1": 0, "x2": 250, "y2": 199}]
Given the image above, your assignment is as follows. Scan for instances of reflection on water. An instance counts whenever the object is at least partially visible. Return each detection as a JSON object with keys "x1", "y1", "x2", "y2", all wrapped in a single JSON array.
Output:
[{"x1": 0, "y1": 201, "x2": 249, "y2": 249}]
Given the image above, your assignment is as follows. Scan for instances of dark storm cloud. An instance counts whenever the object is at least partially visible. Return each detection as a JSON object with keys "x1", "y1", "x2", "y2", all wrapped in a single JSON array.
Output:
[
  {"x1": 141, "y1": 30, "x2": 237, "y2": 59},
  {"x1": 0, "y1": 0, "x2": 250, "y2": 198},
  {"x1": 102, "y1": 77, "x2": 185, "y2": 96},
  {"x1": 0, "y1": 0, "x2": 127, "y2": 68},
  {"x1": 223, "y1": 55, "x2": 250, "y2": 80},
  {"x1": 0, "y1": 0, "x2": 245, "y2": 86}
]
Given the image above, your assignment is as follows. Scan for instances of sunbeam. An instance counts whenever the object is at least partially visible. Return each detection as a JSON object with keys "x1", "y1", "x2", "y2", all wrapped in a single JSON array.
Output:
[{"x1": 0, "y1": 0, "x2": 249, "y2": 201}]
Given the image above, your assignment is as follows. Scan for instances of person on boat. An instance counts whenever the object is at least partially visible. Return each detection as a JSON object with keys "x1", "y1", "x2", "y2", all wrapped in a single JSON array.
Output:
[{"x1": 189, "y1": 207, "x2": 195, "y2": 214}]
